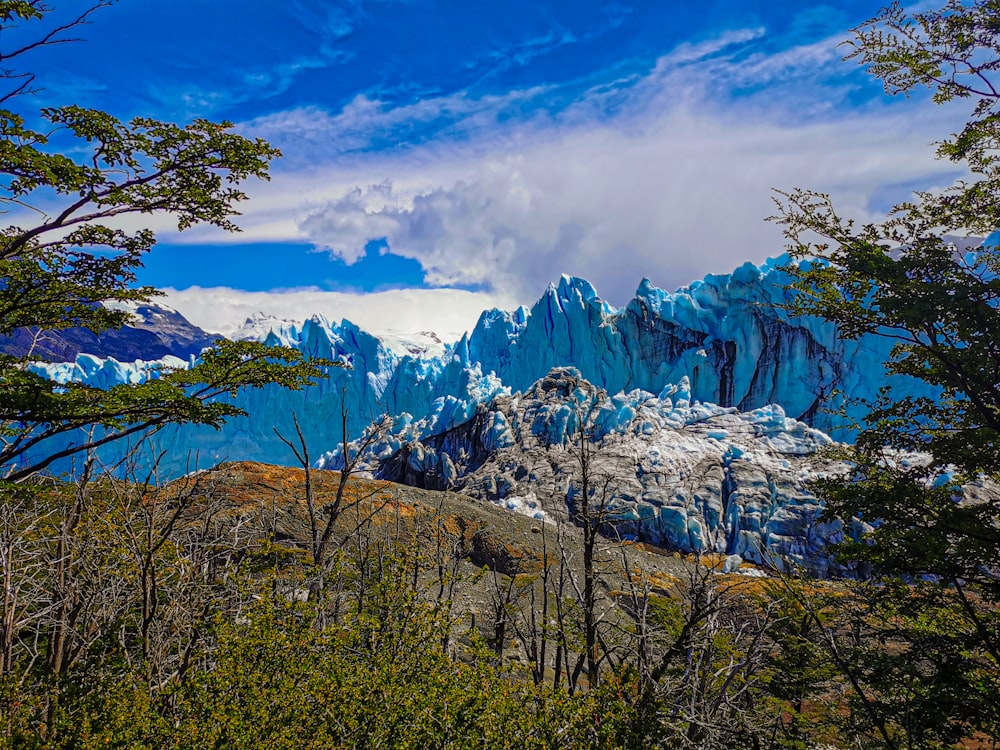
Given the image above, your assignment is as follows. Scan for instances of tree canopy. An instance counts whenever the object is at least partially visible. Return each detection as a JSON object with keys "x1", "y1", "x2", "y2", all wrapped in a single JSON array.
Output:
[
  {"x1": 774, "y1": 0, "x2": 1000, "y2": 583},
  {"x1": 773, "y1": 1, "x2": 1000, "y2": 744},
  {"x1": 0, "y1": 2, "x2": 327, "y2": 480}
]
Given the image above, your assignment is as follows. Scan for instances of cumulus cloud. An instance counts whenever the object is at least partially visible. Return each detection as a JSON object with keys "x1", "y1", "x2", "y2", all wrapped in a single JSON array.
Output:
[
  {"x1": 290, "y1": 108, "x2": 960, "y2": 303},
  {"x1": 175, "y1": 27, "x2": 970, "y2": 307}
]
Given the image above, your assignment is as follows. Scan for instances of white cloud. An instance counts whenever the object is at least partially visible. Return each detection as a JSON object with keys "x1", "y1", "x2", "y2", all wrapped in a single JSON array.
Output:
[
  {"x1": 160, "y1": 285, "x2": 517, "y2": 342},
  {"x1": 662, "y1": 27, "x2": 766, "y2": 65},
  {"x1": 169, "y1": 27, "x2": 972, "y2": 307},
  {"x1": 240, "y1": 85, "x2": 554, "y2": 166},
  {"x1": 283, "y1": 108, "x2": 962, "y2": 304}
]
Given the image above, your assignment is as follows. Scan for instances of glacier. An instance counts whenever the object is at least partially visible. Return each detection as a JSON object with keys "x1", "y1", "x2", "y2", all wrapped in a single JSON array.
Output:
[
  {"x1": 25, "y1": 253, "x2": 924, "y2": 480},
  {"x1": 19, "y1": 252, "x2": 949, "y2": 570},
  {"x1": 369, "y1": 367, "x2": 864, "y2": 576},
  {"x1": 455, "y1": 258, "x2": 910, "y2": 438}
]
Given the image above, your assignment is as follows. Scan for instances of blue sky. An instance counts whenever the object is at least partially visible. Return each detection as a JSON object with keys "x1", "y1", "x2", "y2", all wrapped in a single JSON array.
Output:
[{"x1": 9, "y1": 0, "x2": 970, "y2": 336}]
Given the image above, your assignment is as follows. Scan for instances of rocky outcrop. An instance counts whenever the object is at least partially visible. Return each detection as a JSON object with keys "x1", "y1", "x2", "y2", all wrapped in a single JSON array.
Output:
[{"x1": 378, "y1": 368, "x2": 863, "y2": 577}]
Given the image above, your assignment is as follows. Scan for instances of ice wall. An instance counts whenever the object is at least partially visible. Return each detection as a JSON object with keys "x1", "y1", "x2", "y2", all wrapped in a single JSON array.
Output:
[{"x1": 25, "y1": 255, "x2": 929, "y2": 477}]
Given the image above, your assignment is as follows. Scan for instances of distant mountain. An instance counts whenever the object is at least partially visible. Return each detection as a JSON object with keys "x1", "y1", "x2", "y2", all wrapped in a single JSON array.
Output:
[
  {"x1": 0, "y1": 302, "x2": 218, "y2": 362},
  {"x1": 228, "y1": 311, "x2": 301, "y2": 344}
]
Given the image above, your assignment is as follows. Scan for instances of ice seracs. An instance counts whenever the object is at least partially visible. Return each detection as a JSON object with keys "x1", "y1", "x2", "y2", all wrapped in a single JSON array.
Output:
[
  {"x1": 371, "y1": 367, "x2": 855, "y2": 576},
  {"x1": 26, "y1": 254, "x2": 938, "y2": 475}
]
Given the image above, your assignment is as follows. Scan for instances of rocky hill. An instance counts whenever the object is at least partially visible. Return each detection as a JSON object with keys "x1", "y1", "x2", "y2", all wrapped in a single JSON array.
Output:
[{"x1": 167, "y1": 460, "x2": 727, "y2": 650}]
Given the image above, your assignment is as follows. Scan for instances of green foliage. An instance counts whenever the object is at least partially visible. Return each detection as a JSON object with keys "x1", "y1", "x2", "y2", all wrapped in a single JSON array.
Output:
[
  {"x1": 846, "y1": 0, "x2": 1000, "y2": 171},
  {"x1": 774, "y1": 0, "x2": 1000, "y2": 480},
  {"x1": 772, "y1": 1, "x2": 1000, "y2": 746},
  {"x1": 0, "y1": 466, "x2": 804, "y2": 750},
  {"x1": 774, "y1": 0, "x2": 1000, "y2": 596},
  {"x1": 5, "y1": 3, "x2": 999, "y2": 749},
  {"x1": 0, "y1": 6, "x2": 336, "y2": 481},
  {"x1": 11, "y1": 465, "x2": 986, "y2": 750},
  {"x1": 0, "y1": 555, "x2": 647, "y2": 750},
  {"x1": 0, "y1": 341, "x2": 327, "y2": 481},
  {"x1": 0, "y1": 103, "x2": 278, "y2": 339},
  {"x1": 0, "y1": 2, "x2": 45, "y2": 23},
  {"x1": 856, "y1": 581, "x2": 1000, "y2": 746}
]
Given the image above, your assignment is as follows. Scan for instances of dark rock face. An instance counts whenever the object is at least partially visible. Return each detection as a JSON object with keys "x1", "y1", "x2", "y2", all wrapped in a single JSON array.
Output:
[{"x1": 0, "y1": 304, "x2": 218, "y2": 361}]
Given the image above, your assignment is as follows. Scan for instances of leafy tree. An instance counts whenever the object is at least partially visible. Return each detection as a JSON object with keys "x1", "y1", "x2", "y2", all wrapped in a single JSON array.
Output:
[
  {"x1": 772, "y1": 1, "x2": 1000, "y2": 745},
  {"x1": 0, "y1": 3, "x2": 327, "y2": 480}
]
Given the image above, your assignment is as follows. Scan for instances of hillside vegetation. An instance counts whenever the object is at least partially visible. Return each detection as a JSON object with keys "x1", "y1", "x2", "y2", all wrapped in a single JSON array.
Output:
[
  {"x1": 0, "y1": 0, "x2": 998, "y2": 748},
  {"x1": 0, "y1": 463, "x2": 939, "y2": 749}
]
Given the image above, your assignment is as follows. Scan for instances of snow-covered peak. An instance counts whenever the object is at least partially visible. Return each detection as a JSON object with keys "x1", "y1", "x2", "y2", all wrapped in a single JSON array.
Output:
[
  {"x1": 229, "y1": 312, "x2": 303, "y2": 344},
  {"x1": 104, "y1": 299, "x2": 181, "y2": 319},
  {"x1": 227, "y1": 311, "x2": 453, "y2": 360}
]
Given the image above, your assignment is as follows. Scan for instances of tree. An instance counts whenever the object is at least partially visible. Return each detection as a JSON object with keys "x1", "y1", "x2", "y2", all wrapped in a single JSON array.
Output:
[
  {"x1": 0, "y1": 3, "x2": 327, "y2": 481},
  {"x1": 0, "y1": 2, "x2": 117, "y2": 103},
  {"x1": 772, "y1": 1, "x2": 1000, "y2": 744},
  {"x1": 274, "y1": 404, "x2": 393, "y2": 604}
]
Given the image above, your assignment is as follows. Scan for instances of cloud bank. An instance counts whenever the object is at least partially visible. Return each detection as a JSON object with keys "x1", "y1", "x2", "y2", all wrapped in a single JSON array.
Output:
[
  {"x1": 172, "y1": 26, "x2": 970, "y2": 313},
  {"x1": 161, "y1": 286, "x2": 518, "y2": 341}
]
